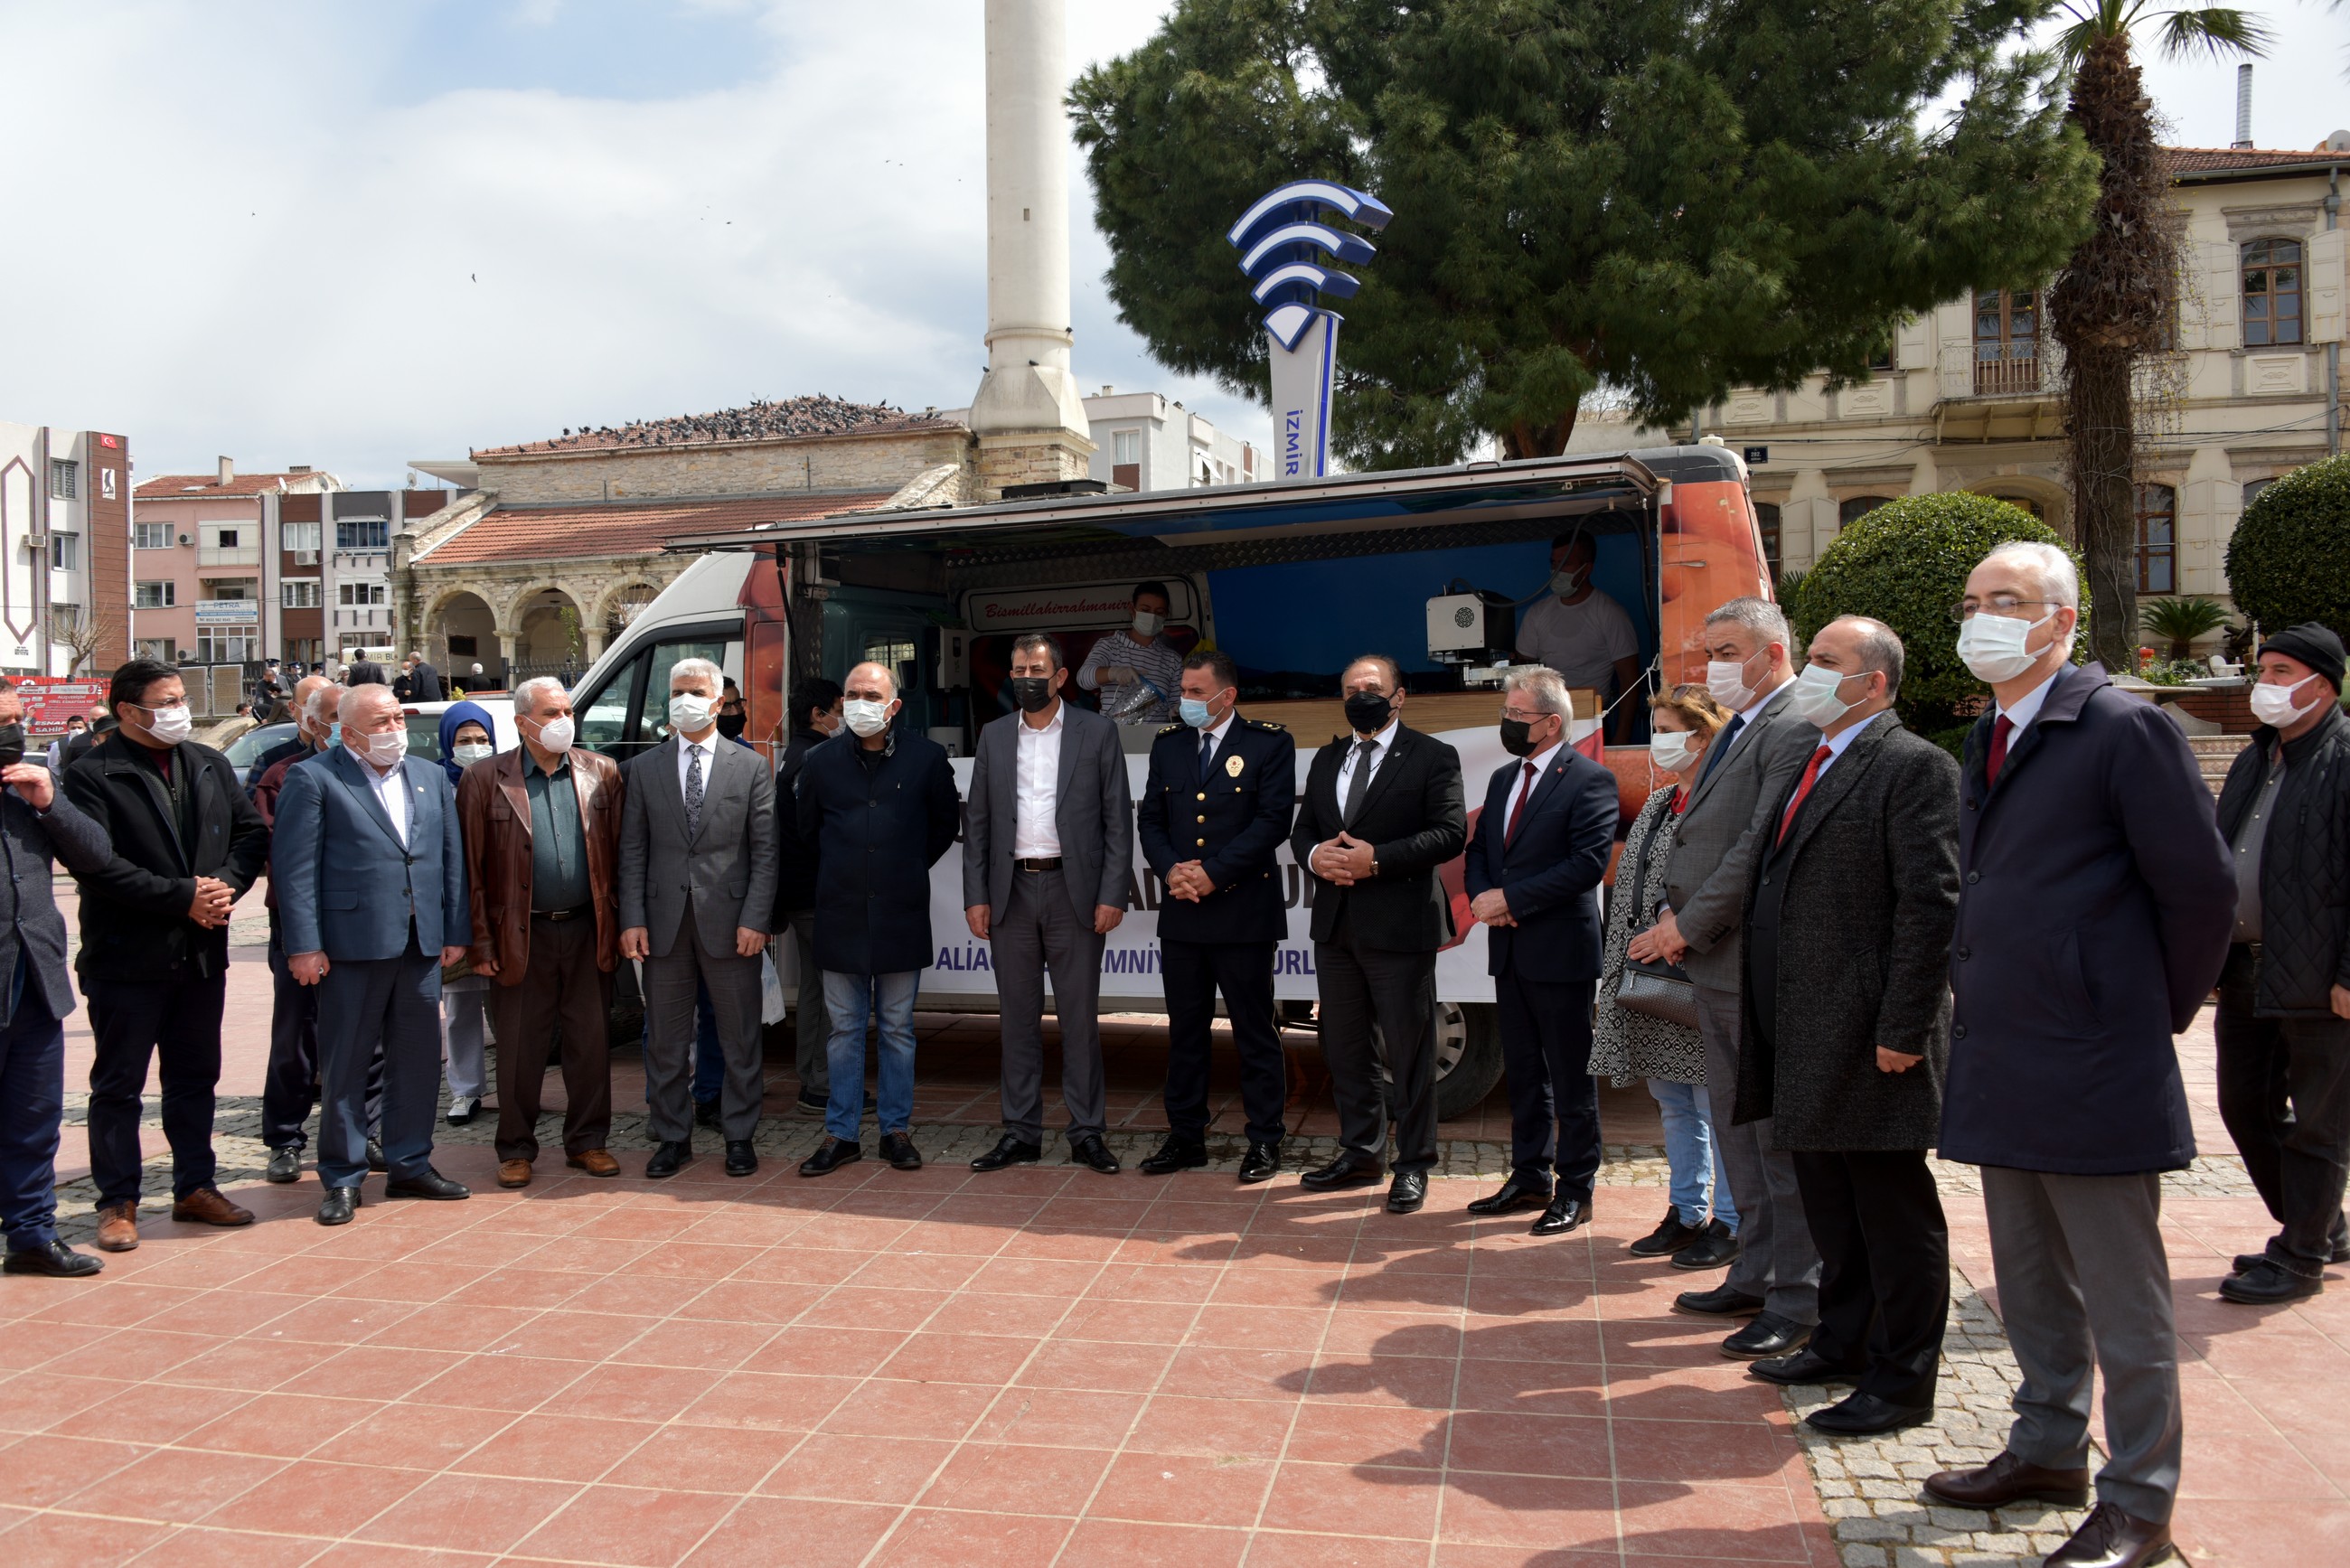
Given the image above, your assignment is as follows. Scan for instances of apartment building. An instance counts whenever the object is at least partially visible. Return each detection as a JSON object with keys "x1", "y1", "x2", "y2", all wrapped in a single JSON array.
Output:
[
  {"x1": 0, "y1": 421, "x2": 131, "y2": 676},
  {"x1": 1082, "y1": 390, "x2": 1264, "y2": 491}
]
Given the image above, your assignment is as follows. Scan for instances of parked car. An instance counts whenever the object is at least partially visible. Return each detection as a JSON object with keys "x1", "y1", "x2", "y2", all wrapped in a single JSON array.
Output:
[
  {"x1": 401, "y1": 698, "x2": 519, "y2": 761},
  {"x1": 221, "y1": 722, "x2": 300, "y2": 774}
]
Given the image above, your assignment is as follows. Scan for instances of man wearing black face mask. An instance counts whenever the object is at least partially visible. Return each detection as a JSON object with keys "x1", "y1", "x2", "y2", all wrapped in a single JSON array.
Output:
[
  {"x1": 1290, "y1": 655, "x2": 1467, "y2": 1213},
  {"x1": 963, "y1": 633, "x2": 1133, "y2": 1173},
  {"x1": 716, "y1": 679, "x2": 750, "y2": 745}
]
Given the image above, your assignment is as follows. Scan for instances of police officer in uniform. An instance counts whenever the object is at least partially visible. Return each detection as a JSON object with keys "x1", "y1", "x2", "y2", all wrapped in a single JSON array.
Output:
[{"x1": 1137, "y1": 650, "x2": 1298, "y2": 1182}]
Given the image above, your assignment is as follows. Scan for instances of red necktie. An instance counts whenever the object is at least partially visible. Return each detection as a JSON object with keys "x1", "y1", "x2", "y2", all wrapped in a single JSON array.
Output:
[
  {"x1": 1504, "y1": 761, "x2": 1537, "y2": 845},
  {"x1": 1986, "y1": 715, "x2": 2015, "y2": 788},
  {"x1": 1776, "y1": 745, "x2": 1833, "y2": 847}
]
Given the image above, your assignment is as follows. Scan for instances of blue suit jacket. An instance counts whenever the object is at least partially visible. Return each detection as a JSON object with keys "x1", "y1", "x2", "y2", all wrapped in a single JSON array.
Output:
[
  {"x1": 1462, "y1": 744, "x2": 1620, "y2": 981},
  {"x1": 274, "y1": 746, "x2": 467, "y2": 961}
]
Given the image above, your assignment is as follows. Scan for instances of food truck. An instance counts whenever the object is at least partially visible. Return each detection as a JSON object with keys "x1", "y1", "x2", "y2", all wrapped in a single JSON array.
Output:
[{"x1": 569, "y1": 443, "x2": 1773, "y2": 1115}]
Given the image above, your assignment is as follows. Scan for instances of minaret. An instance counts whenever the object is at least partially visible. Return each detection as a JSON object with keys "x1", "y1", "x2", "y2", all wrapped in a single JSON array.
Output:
[{"x1": 967, "y1": 0, "x2": 1094, "y2": 500}]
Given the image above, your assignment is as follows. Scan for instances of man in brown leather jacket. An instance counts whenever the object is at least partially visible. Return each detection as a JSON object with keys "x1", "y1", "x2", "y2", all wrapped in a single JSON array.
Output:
[{"x1": 455, "y1": 676, "x2": 625, "y2": 1187}]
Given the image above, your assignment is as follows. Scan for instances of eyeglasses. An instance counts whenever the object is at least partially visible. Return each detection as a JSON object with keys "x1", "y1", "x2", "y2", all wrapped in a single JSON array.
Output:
[
  {"x1": 1499, "y1": 707, "x2": 1556, "y2": 723},
  {"x1": 1949, "y1": 595, "x2": 2057, "y2": 622}
]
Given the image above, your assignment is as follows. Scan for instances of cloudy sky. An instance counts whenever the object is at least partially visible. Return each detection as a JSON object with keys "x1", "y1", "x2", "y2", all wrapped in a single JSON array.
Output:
[{"x1": 4, "y1": 0, "x2": 2345, "y2": 489}]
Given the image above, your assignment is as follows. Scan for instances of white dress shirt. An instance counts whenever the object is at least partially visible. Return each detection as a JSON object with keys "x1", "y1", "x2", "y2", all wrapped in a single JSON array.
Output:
[
  {"x1": 675, "y1": 731, "x2": 720, "y2": 805},
  {"x1": 360, "y1": 752, "x2": 409, "y2": 847},
  {"x1": 1333, "y1": 717, "x2": 1401, "y2": 801},
  {"x1": 1013, "y1": 703, "x2": 1065, "y2": 858}
]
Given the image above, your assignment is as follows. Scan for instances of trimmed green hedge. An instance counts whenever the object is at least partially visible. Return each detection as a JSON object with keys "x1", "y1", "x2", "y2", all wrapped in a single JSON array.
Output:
[
  {"x1": 2226, "y1": 455, "x2": 2350, "y2": 641},
  {"x1": 1786, "y1": 493, "x2": 2088, "y2": 733}
]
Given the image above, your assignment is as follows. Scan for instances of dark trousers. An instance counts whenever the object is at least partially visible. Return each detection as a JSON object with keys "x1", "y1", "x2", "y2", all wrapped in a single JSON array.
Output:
[
  {"x1": 643, "y1": 908, "x2": 764, "y2": 1142},
  {"x1": 316, "y1": 938, "x2": 443, "y2": 1190},
  {"x1": 0, "y1": 984, "x2": 65, "y2": 1252},
  {"x1": 492, "y1": 915, "x2": 615, "y2": 1162},
  {"x1": 264, "y1": 935, "x2": 381, "y2": 1150},
  {"x1": 992, "y1": 869, "x2": 1108, "y2": 1144},
  {"x1": 779, "y1": 909, "x2": 831, "y2": 1096},
  {"x1": 1791, "y1": 1148, "x2": 1950, "y2": 1408},
  {"x1": 2215, "y1": 961, "x2": 2350, "y2": 1273},
  {"x1": 1496, "y1": 969, "x2": 1600, "y2": 1200},
  {"x1": 1161, "y1": 937, "x2": 1286, "y2": 1147},
  {"x1": 85, "y1": 966, "x2": 228, "y2": 1207},
  {"x1": 1315, "y1": 922, "x2": 1440, "y2": 1174}
]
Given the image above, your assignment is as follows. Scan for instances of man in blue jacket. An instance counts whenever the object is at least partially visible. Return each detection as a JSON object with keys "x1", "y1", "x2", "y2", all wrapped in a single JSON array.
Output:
[
  {"x1": 794, "y1": 661, "x2": 960, "y2": 1177},
  {"x1": 1462, "y1": 666, "x2": 1620, "y2": 1235},
  {"x1": 1926, "y1": 543, "x2": 2233, "y2": 1568},
  {"x1": 276, "y1": 684, "x2": 473, "y2": 1226}
]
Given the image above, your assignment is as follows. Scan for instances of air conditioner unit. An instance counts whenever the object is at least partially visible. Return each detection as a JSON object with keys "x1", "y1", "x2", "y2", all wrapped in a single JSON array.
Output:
[
  {"x1": 293, "y1": 550, "x2": 317, "y2": 566},
  {"x1": 177, "y1": 534, "x2": 192, "y2": 546}
]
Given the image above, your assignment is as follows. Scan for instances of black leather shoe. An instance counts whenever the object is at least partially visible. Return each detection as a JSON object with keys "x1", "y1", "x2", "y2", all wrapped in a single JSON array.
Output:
[
  {"x1": 972, "y1": 1135, "x2": 1043, "y2": 1173},
  {"x1": 2044, "y1": 1502, "x2": 2175, "y2": 1568},
  {"x1": 1068, "y1": 1136, "x2": 1120, "y2": 1175},
  {"x1": 1298, "y1": 1154, "x2": 1380, "y2": 1191},
  {"x1": 365, "y1": 1139, "x2": 387, "y2": 1173},
  {"x1": 1236, "y1": 1142, "x2": 1283, "y2": 1184},
  {"x1": 1466, "y1": 1176, "x2": 1553, "y2": 1216},
  {"x1": 383, "y1": 1169, "x2": 470, "y2": 1201},
  {"x1": 1807, "y1": 1390, "x2": 1934, "y2": 1436},
  {"x1": 265, "y1": 1146, "x2": 301, "y2": 1184},
  {"x1": 3, "y1": 1240, "x2": 103, "y2": 1278},
  {"x1": 2220, "y1": 1259, "x2": 2323, "y2": 1304},
  {"x1": 315, "y1": 1186, "x2": 361, "y2": 1226},
  {"x1": 1924, "y1": 1449, "x2": 2092, "y2": 1511},
  {"x1": 645, "y1": 1140, "x2": 694, "y2": 1179},
  {"x1": 1720, "y1": 1310, "x2": 1811, "y2": 1359},
  {"x1": 799, "y1": 1137, "x2": 861, "y2": 1177},
  {"x1": 1627, "y1": 1207, "x2": 1701, "y2": 1255},
  {"x1": 879, "y1": 1132, "x2": 922, "y2": 1171},
  {"x1": 2233, "y1": 1229, "x2": 2350, "y2": 1272},
  {"x1": 1386, "y1": 1171, "x2": 1427, "y2": 1214},
  {"x1": 1530, "y1": 1196, "x2": 1590, "y2": 1236},
  {"x1": 1139, "y1": 1137, "x2": 1208, "y2": 1176},
  {"x1": 724, "y1": 1141, "x2": 758, "y2": 1178},
  {"x1": 1674, "y1": 1283, "x2": 1765, "y2": 1317},
  {"x1": 1671, "y1": 1219, "x2": 1741, "y2": 1271},
  {"x1": 1751, "y1": 1348, "x2": 1866, "y2": 1386},
  {"x1": 695, "y1": 1098, "x2": 722, "y2": 1129}
]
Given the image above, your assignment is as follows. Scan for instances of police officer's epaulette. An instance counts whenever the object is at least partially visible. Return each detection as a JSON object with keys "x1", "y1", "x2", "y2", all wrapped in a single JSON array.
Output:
[
  {"x1": 1246, "y1": 718, "x2": 1286, "y2": 732},
  {"x1": 1157, "y1": 722, "x2": 1186, "y2": 736}
]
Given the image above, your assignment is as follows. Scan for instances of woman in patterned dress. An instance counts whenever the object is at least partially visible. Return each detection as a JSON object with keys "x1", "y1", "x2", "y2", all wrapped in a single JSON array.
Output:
[{"x1": 1593, "y1": 684, "x2": 1739, "y2": 1267}]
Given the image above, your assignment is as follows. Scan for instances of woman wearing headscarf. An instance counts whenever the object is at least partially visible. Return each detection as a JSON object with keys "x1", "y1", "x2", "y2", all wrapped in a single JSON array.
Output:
[{"x1": 437, "y1": 702, "x2": 499, "y2": 1123}]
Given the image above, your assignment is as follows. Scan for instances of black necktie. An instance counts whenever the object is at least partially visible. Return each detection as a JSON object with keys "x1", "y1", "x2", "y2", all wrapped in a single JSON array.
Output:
[
  {"x1": 1198, "y1": 729, "x2": 1216, "y2": 777},
  {"x1": 1697, "y1": 712, "x2": 1745, "y2": 787},
  {"x1": 1341, "y1": 738, "x2": 1377, "y2": 827}
]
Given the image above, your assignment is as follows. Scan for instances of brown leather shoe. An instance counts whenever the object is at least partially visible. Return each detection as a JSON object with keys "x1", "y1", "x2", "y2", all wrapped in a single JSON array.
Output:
[
  {"x1": 171, "y1": 1188, "x2": 255, "y2": 1227},
  {"x1": 496, "y1": 1160, "x2": 534, "y2": 1188},
  {"x1": 566, "y1": 1150, "x2": 621, "y2": 1178},
  {"x1": 1922, "y1": 1449, "x2": 2092, "y2": 1510},
  {"x1": 94, "y1": 1203, "x2": 139, "y2": 1253},
  {"x1": 2044, "y1": 1501, "x2": 2174, "y2": 1567}
]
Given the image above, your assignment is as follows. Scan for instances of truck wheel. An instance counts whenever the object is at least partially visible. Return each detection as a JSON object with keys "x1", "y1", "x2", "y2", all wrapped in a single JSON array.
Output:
[{"x1": 1374, "y1": 1000, "x2": 1503, "y2": 1123}]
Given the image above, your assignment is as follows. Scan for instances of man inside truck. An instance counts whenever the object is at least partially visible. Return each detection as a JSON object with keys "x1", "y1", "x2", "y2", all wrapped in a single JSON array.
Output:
[
  {"x1": 1516, "y1": 531, "x2": 1641, "y2": 742},
  {"x1": 1076, "y1": 581, "x2": 1185, "y2": 724}
]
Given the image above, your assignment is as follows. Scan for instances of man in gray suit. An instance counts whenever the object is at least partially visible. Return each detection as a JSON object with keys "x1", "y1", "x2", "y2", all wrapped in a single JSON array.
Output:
[
  {"x1": 963, "y1": 633, "x2": 1133, "y2": 1176},
  {"x1": 619, "y1": 656, "x2": 777, "y2": 1180},
  {"x1": 1633, "y1": 596, "x2": 1823, "y2": 1358}
]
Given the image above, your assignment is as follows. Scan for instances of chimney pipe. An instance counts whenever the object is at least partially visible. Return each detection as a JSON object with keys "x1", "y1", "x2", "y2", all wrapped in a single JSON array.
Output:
[
  {"x1": 217, "y1": 455, "x2": 233, "y2": 486},
  {"x1": 2233, "y1": 63, "x2": 2253, "y2": 150}
]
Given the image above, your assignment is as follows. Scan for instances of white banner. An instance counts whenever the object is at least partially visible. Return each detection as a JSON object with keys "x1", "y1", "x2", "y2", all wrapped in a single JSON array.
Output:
[{"x1": 963, "y1": 578, "x2": 1197, "y2": 633}]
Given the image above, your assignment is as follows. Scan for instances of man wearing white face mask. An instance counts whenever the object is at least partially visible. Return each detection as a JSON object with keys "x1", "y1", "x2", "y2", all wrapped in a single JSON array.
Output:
[
  {"x1": 1076, "y1": 580, "x2": 1185, "y2": 723},
  {"x1": 1927, "y1": 542, "x2": 2233, "y2": 1568},
  {"x1": 2209, "y1": 623, "x2": 2350, "y2": 1307},
  {"x1": 274, "y1": 684, "x2": 474, "y2": 1225},
  {"x1": 1515, "y1": 531, "x2": 1641, "y2": 741},
  {"x1": 619, "y1": 657, "x2": 777, "y2": 1179},
  {"x1": 65, "y1": 660, "x2": 272, "y2": 1252}
]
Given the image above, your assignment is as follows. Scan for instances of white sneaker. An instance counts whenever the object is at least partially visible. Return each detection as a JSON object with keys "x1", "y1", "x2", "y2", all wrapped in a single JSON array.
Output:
[{"x1": 446, "y1": 1095, "x2": 481, "y2": 1125}]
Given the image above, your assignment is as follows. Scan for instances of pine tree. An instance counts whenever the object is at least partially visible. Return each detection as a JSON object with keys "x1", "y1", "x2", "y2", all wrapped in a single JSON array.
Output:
[{"x1": 1072, "y1": 0, "x2": 2100, "y2": 469}]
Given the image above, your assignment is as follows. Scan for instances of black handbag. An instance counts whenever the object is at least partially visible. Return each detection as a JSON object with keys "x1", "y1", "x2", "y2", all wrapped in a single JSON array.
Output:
[{"x1": 1612, "y1": 801, "x2": 1701, "y2": 1028}]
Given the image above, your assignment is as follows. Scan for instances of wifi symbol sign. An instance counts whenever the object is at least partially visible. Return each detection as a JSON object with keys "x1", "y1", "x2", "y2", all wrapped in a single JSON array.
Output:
[{"x1": 1227, "y1": 180, "x2": 1393, "y2": 351}]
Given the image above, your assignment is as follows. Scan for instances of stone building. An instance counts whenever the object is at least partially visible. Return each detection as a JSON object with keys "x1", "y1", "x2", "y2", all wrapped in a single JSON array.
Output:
[{"x1": 1572, "y1": 136, "x2": 2347, "y2": 638}]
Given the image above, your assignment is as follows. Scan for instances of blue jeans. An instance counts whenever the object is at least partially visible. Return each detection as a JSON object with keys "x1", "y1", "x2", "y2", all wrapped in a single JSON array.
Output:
[
  {"x1": 1649, "y1": 1077, "x2": 1737, "y2": 1232},
  {"x1": 0, "y1": 978, "x2": 65, "y2": 1253},
  {"x1": 822, "y1": 971, "x2": 917, "y2": 1142}
]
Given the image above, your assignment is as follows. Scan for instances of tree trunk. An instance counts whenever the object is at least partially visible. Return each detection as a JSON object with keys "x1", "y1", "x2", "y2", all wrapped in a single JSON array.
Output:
[
  {"x1": 1499, "y1": 408, "x2": 1580, "y2": 459},
  {"x1": 2070, "y1": 339, "x2": 2140, "y2": 671}
]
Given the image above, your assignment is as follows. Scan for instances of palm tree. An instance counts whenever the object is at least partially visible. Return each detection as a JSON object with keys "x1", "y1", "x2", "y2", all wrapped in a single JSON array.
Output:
[{"x1": 2047, "y1": 3, "x2": 2271, "y2": 671}]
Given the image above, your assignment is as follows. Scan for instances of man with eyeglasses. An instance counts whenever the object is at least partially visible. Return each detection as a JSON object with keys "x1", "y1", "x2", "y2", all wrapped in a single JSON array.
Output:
[{"x1": 1925, "y1": 542, "x2": 2232, "y2": 1568}]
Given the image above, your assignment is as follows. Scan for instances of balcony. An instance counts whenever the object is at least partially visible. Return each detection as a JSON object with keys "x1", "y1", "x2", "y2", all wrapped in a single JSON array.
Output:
[
  {"x1": 1934, "y1": 343, "x2": 2063, "y2": 442},
  {"x1": 199, "y1": 546, "x2": 259, "y2": 568},
  {"x1": 1972, "y1": 350, "x2": 2043, "y2": 397}
]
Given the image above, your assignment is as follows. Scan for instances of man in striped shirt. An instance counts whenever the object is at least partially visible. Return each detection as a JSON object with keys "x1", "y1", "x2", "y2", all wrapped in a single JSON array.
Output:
[{"x1": 1076, "y1": 581, "x2": 1185, "y2": 724}]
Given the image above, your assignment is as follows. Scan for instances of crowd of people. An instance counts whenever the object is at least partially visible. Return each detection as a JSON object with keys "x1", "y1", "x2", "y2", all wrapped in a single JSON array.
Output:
[{"x1": 0, "y1": 542, "x2": 2341, "y2": 1568}]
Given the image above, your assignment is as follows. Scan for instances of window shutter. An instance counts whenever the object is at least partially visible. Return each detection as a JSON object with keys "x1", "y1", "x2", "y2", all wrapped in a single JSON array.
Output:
[
  {"x1": 2309, "y1": 230, "x2": 2345, "y2": 344},
  {"x1": 2204, "y1": 241, "x2": 2241, "y2": 349}
]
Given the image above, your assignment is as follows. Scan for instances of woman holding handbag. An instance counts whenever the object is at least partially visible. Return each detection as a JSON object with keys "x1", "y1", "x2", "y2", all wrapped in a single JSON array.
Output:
[{"x1": 1592, "y1": 684, "x2": 1740, "y2": 1269}]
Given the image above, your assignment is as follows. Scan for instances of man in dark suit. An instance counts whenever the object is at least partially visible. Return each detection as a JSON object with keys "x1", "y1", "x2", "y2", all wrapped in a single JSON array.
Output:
[
  {"x1": 1461, "y1": 665, "x2": 1620, "y2": 1234},
  {"x1": 619, "y1": 656, "x2": 778, "y2": 1179},
  {"x1": 67, "y1": 659, "x2": 271, "y2": 1252},
  {"x1": 1731, "y1": 617, "x2": 1960, "y2": 1431},
  {"x1": 247, "y1": 672, "x2": 328, "y2": 789},
  {"x1": 275, "y1": 683, "x2": 473, "y2": 1225},
  {"x1": 794, "y1": 661, "x2": 959, "y2": 1177},
  {"x1": 1289, "y1": 655, "x2": 1467, "y2": 1213},
  {"x1": 964, "y1": 633, "x2": 1133, "y2": 1175},
  {"x1": 0, "y1": 681, "x2": 116, "y2": 1277},
  {"x1": 407, "y1": 653, "x2": 445, "y2": 703},
  {"x1": 345, "y1": 653, "x2": 390, "y2": 689},
  {"x1": 1137, "y1": 650, "x2": 1296, "y2": 1182},
  {"x1": 1925, "y1": 543, "x2": 2234, "y2": 1568},
  {"x1": 1641, "y1": 597, "x2": 1823, "y2": 1358}
]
